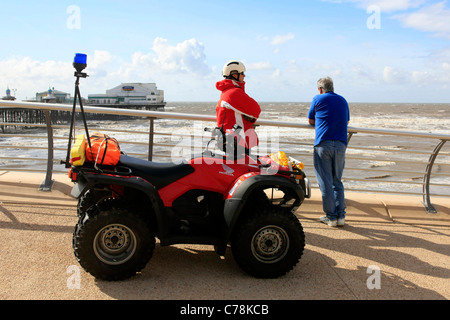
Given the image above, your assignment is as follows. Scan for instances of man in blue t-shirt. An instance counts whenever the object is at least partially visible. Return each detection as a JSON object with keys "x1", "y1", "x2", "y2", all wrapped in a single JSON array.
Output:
[{"x1": 307, "y1": 77, "x2": 350, "y2": 227}]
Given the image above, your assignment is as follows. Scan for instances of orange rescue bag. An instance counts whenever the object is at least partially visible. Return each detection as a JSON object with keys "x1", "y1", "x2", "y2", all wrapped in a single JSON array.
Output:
[{"x1": 86, "y1": 132, "x2": 121, "y2": 166}]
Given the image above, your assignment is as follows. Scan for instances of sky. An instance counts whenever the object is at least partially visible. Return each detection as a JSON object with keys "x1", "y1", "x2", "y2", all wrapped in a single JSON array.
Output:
[{"x1": 1, "y1": 0, "x2": 450, "y2": 103}]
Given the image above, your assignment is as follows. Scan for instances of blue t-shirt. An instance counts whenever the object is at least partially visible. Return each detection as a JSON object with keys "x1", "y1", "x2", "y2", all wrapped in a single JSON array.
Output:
[{"x1": 307, "y1": 92, "x2": 350, "y2": 146}]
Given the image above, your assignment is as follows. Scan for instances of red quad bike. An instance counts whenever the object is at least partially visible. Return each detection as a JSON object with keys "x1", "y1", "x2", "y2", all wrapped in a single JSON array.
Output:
[
  {"x1": 67, "y1": 54, "x2": 311, "y2": 280},
  {"x1": 69, "y1": 127, "x2": 311, "y2": 280}
]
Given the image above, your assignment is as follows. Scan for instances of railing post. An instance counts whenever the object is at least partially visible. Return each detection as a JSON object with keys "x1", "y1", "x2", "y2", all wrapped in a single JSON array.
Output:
[
  {"x1": 148, "y1": 117, "x2": 155, "y2": 161},
  {"x1": 39, "y1": 110, "x2": 54, "y2": 191},
  {"x1": 347, "y1": 132, "x2": 355, "y2": 144},
  {"x1": 422, "y1": 139, "x2": 446, "y2": 213}
]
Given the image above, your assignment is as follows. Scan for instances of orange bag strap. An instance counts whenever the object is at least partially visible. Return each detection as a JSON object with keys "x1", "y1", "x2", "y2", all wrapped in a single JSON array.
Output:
[{"x1": 94, "y1": 138, "x2": 107, "y2": 170}]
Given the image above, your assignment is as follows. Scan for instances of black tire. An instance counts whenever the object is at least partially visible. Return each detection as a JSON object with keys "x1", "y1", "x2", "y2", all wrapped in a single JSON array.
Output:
[
  {"x1": 73, "y1": 200, "x2": 155, "y2": 281},
  {"x1": 231, "y1": 206, "x2": 305, "y2": 278},
  {"x1": 77, "y1": 189, "x2": 111, "y2": 217}
]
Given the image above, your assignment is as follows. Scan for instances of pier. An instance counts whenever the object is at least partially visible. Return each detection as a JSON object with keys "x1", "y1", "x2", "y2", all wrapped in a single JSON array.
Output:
[
  {"x1": 0, "y1": 107, "x2": 70, "y2": 128},
  {"x1": 0, "y1": 82, "x2": 166, "y2": 128},
  {"x1": 0, "y1": 105, "x2": 163, "y2": 129}
]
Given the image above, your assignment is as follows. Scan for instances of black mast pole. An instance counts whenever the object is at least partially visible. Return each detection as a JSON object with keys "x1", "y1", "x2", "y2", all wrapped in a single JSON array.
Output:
[{"x1": 64, "y1": 53, "x2": 91, "y2": 168}]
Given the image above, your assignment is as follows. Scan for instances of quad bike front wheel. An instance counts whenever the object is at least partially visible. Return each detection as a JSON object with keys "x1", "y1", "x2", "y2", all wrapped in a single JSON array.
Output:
[
  {"x1": 73, "y1": 199, "x2": 155, "y2": 281},
  {"x1": 231, "y1": 206, "x2": 305, "y2": 278}
]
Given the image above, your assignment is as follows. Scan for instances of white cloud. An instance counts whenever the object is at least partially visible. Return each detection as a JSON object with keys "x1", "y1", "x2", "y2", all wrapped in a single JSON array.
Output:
[
  {"x1": 90, "y1": 50, "x2": 113, "y2": 69},
  {"x1": 88, "y1": 50, "x2": 114, "y2": 77},
  {"x1": 321, "y1": 0, "x2": 426, "y2": 12},
  {"x1": 0, "y1": 38, "x2": 215, "y2": 101},
  {"x1": 0, "y1": 57, "x2": 73, "y2": 99},
  {"x1": 394, "y1": 1, "x2": 450, "y2": 38},
  {"x1": 152, "y1": 37, "x2": 210, "y2": 74},
  {"x1": 383, "y1": 66, "x2": 409, "y2": 84},
  {"x1": 272, "y1": 69, "x2": 281, "y2": 78},
  {"x1": 351, "y1": 65, "x2": 375, "y2": 82},
  {"x1": 324, "y1": 0, "x2": 450, "y2": 38},
  {"x1": 108, "y1": 37, "x2": 212, "y2": 80},
  {"x1": 271, "y1": 33, "x2": 295, "y2": 45},
  {"x1": 410, "y1": 47, "x2": 450, "y2": 86},
  {"x1": 0, "y1": 57, "x2": 71, "y2": 80},
  {"x1": 412, "y1": 70, "x2": 433, "y2": 85},
  {"x1": 429, "y1": 47, "x2": 450, "y2": 63},
  {"x1": 411, "y1": 68, "x2": 450, "y2": 86},
  {"x1": 99, "y1": 38, "x2": 215, "y2": 100},
  {"x1": 247, "y1": 61, "x2": 274, "y2": 71},
  {"x1": 363, "y1": 0, "x2": 425, "y2": 12}
]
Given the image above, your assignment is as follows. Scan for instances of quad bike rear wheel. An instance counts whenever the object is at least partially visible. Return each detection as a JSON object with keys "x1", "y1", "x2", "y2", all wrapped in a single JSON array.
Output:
[
  {"x1": 73, "y1": 199, "x2": 155, "y2": 281},
  {"x1": 231, "y1": 206, "x2": 305, "y2": 278}
]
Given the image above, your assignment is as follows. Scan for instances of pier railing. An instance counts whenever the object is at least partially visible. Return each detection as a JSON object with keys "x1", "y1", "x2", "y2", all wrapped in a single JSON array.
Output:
[{"x1": 1, "y1": 100, "x2": 449, "y2": 213}]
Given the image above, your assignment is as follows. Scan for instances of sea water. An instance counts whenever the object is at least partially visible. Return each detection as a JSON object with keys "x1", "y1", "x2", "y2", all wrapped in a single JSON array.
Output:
[{"x1": 1, "y1": 102, "x2": 449, "y2": 194}]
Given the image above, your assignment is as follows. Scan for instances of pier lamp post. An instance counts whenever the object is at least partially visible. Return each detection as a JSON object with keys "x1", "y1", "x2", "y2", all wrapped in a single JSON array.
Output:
[{"x1": 65, "y1": 53, "x2": 92, "y2": 168}]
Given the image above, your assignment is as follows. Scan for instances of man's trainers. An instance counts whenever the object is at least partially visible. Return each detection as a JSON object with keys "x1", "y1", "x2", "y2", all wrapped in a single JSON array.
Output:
[
  {"x1": 320, "y1": 216, "x2": 337, "y2": 227},
  {"x1": 337, "y1": 218, "x2": 345, "y2": 227}
]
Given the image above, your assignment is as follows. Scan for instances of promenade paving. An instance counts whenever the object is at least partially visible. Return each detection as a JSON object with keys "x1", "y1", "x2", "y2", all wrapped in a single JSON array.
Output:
[{"x1": 0, "y1": 170, "x2": 448, "y2": 300}]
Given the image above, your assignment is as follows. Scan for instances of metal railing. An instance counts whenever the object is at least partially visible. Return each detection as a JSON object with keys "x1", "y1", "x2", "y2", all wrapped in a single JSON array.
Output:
[{"x1": 1, "y1": 100, "x2": 449, "y2": 214}]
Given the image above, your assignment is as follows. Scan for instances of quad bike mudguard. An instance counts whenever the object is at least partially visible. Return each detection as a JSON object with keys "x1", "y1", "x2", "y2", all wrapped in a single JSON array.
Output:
[
  {"x1": 71, "y1": 153, "x2": 194, "y2": 207},
  {"x1": 224, "y1": 173, "x2": 305, "y2": 240},
  {"x1": 71, "y1": 169, "x2": 164, "y2": 218}
]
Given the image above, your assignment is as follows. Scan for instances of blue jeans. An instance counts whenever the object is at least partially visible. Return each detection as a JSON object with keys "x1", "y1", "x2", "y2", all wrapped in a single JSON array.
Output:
[{"x1": 313, "y1": 140, "x2": 347, "y2": 221}]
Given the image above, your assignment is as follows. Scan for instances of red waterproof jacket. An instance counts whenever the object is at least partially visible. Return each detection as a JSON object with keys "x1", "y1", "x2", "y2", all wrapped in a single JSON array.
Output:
[{"x1": 216, "y1": 79, "x2": 261, "y2": 149}]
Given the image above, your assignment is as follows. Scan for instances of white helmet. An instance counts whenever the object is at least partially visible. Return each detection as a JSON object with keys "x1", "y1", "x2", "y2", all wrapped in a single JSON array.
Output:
[{"x1": 222, "y1": 60, "x2": 246, "y2": 78}]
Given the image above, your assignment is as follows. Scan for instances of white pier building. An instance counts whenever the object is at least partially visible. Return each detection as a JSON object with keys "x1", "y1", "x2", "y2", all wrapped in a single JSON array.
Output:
[{"x1": 88, "y1": 83, "x2": 165, "y2": 110}]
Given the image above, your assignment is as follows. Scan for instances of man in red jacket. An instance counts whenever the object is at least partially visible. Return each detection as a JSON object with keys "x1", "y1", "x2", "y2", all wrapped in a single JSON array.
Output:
[{"x1": 216, "y1": 60, "x2": 261, "y2": 155}]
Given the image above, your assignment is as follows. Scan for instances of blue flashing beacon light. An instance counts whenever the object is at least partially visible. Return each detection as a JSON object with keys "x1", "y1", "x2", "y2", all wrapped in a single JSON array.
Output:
[
  {"x1": 73, "y1": 53, "x2": 87, "y2": 74},
  {"x1": 74, "y1": 53, "x2": 87, "y2": 64}
]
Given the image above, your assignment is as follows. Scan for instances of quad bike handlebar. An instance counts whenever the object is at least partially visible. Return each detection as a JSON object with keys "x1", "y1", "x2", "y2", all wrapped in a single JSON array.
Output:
[{"x1": 204, "y1": 125, "x2": 246, "y2": 157}]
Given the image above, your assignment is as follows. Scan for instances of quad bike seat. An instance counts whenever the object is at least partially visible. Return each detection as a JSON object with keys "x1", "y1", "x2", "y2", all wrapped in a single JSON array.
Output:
[{"x1": 118, "y1": 154, "x2": 194, "y2": 189}]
